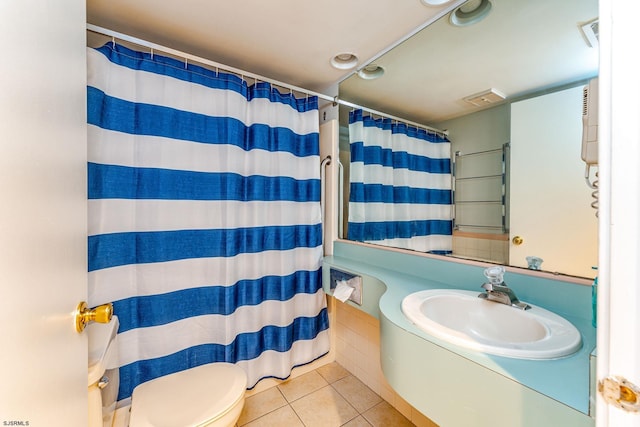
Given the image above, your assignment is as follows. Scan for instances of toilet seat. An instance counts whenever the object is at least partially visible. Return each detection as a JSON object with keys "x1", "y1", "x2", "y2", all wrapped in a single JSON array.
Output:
[{"x1": 129, "y1": 363, "x2": 247, "y2": 427}]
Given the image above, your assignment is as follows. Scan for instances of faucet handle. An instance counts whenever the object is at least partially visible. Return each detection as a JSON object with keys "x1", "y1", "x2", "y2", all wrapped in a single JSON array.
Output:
[{"x1": 484, "y1": 266, "x2": 505, "y2": 285}]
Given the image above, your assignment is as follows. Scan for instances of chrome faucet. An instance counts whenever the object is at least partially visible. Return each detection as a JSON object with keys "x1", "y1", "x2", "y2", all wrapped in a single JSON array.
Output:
[{"x1": 478, "y1": 266, "x2": 531, "y2": 310}]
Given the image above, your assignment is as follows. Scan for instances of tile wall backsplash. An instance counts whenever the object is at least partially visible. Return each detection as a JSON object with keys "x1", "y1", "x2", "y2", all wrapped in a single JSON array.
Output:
[
  {"x1": 452, "y1": 233, "x2": 509, "y2": 264},
  {"x1": 333, "y1": 299, "x2": 438, "y2": 427}
]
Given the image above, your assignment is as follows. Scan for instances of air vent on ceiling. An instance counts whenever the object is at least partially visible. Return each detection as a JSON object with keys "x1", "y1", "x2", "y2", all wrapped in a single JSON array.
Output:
[
  {"x1": 581, "y1": 18, "x2": 599, "y2": 48},
  {"x1": 463, "y1": 88, "x2": 506, "y2": 107}
]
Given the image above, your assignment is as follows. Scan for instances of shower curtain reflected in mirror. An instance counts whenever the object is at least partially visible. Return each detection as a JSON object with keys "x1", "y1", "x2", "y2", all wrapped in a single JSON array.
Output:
[
  {"x1": 347, "y1": 109, "x2": 453, "y2": 254},
  {"x1": 87, "y1": 43, "x2": 329, "y2": 404}
]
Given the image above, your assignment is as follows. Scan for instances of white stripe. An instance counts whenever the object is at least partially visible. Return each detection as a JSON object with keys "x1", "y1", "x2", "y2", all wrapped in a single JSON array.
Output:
[
  {"x1": 87, "y1": 48, "x2": 318, "y2": 135},
  {"x1": 350, "y1": 121, "x2": 450, "y2": 158},
  {"x1": 116, "y1": 289, "x2": 327, "y2": 366},
  {"x1": 366, "y1": 235, "x2": 452, "y2": 252},
  {"x1": 388, "y1": 130, "x2": 451, "y2": 159},
  {"x1": 348, "y1": 203, "x2": 452, "y2": 223},
  {"x1": 349, "y1": 162, "x2": 451, "y2": 189},
  {"x1": 239, "y1": 328, "x2": 330, "y2": 388},
  {"x1": 88, "y1": 125, "x2": 319, "y2": 179},
  {"x1": 88, "y1": 200, "x2": 321, "y2": 235},
  {"x1": 117, "y1": 329, "x2": 331, "y2": 400},
  {"x1": 88, "y1": 247, "x2": 323, "y2": 305}
]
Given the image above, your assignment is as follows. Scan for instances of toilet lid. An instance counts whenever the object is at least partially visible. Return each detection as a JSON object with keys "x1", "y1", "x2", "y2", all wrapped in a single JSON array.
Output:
[{"x1": 130, "y1": 363, "x2": 247, "y2": 427}]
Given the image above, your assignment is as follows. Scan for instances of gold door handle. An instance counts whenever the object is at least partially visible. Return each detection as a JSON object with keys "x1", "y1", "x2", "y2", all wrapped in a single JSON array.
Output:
[
  {"x1": 512, "y1": 236, "x2": 524, "y2": 246},
  {"x1": 599, "y1": 376, "x2": 640, "y2": 412},
  {"x1": 74, "y1": 302, "x2": 113, "y2": 333}
]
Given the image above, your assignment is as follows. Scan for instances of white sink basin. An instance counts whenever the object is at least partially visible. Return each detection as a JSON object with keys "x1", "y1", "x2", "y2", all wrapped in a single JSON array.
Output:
[{"x1": 401, "y1": 289, "x2": 582, "y2": 359}]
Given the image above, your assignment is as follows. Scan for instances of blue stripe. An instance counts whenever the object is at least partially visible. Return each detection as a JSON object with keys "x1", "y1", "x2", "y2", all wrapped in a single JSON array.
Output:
[
  {"x1": 89, "y1": 43, "x2": 328, "y2": 406},
  {"x1": 350, "y1": 142, "x2": 451, "y2": 174},
  {"x1": 347, "y1": 220, "x2": 453, "y2": 241},
  {"x1": 93, "y1": 44, "x2": 318, "y2": 113},
  {"x1": 349, "y1": 109, "x2": 449, "y2": 143},
  {"x1": 88, "y1": 163, "x2": 320, "y2": 201},
  {"x1": 87, "y1": 87, "x2": 319, "y2": 157},
  {"x1": 117, "y1": 308, "x2": 330, "y2": 401},
  {"x1": 349, "y1": 182, "x2": 452, "y2": 204},
  {"x1": 429, "y1": 250, "x2": 452, "y2": 255},
  {"x1": 88, "y1": 225, "x2": 322, "y2": 271},
  {"x1": 114, "y1": 269, "x2": 322, "y2": 332}
]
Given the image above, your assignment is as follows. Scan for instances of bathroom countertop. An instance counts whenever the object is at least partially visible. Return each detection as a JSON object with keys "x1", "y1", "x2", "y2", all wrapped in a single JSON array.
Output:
[{"x1": 323, "y1": 255, "x2": 596, "y2": 416}]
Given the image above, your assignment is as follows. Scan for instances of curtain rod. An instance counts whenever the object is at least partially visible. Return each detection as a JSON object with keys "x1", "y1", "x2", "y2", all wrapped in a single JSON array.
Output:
[
  {"x1": 339, "y1": 99, "x2": 448, "y2": 136},
  {"x1": 86, "y1": 24, "x2": 448, "y2": 136}
]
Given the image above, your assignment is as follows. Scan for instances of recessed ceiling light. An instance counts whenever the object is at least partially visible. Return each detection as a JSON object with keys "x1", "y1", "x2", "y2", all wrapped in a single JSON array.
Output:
[
  {"x1": 331, "y1": 53, "x2": 358, "y2": 70},
  {"x1": 450, "y1": 0, "x2": 492, "y2": 27},
  {"x1": 357, "y1": 64, "x2": 385, "y2": 80},
  {"x1": 420, "y1": 0, "x2": 455, "y2": 6}
]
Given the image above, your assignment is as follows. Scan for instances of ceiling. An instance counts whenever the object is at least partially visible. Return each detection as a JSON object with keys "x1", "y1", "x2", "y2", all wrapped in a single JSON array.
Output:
[
  {"x1": 340, "y1": 0, "x2": 599, "y2": 124},
  {"x1": 87, "y1": 0, "x2": 599, "y2": 126},
  {"x1": 86, "y1": 0, "x2": 465, "y2": 94}
]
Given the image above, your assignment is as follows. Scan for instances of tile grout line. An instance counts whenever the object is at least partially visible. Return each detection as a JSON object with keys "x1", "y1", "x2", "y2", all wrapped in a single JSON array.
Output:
[{"x1": 240, "y1": 364, "x2": 415, "y2": 427}]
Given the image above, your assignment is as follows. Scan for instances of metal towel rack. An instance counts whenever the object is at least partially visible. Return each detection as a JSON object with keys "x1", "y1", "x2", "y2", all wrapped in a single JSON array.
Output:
[{"x1": 452, "y1": 143, "x2": 508, "y2": 233}]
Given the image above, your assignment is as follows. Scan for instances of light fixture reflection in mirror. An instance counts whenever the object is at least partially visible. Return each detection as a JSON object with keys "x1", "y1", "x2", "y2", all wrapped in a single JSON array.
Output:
[
  {"x1": 420, "y1": 0, "x2": 457, "y2": 6},
  {"x1": 357, "y1": 64, "x2": 385, "y2": 80},
  {"x1": 338, "y1": 0, "x2": 599, "y2": 279},
  {"x1": 449, "y1": 0, "x2": 492, "y2": 27}
]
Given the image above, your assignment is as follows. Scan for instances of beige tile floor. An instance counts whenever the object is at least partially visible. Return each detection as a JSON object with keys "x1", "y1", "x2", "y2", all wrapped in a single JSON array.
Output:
[{"x1": 237, "y1": 362, "x2": 415, "y2": 427}]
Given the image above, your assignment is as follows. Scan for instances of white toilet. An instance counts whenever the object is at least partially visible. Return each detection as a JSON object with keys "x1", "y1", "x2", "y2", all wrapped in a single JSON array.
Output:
[{"x1": 88, "y1": 316, "x2": 247, "y2": 427}]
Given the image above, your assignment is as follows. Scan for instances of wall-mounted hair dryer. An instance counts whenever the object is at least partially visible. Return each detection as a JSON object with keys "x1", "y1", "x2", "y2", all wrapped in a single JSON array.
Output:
[{"x1": 582, "y1": 78, "x2": 598, "y2": 216}]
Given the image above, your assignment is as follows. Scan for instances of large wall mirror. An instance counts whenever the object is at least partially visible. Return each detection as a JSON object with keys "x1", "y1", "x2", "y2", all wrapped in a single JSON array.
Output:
[{"x1": 338, "y1": 0, "x2": 599, "y2": 279}]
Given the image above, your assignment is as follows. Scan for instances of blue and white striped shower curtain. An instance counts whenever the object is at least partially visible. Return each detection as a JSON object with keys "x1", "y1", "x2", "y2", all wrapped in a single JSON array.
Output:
[
  {"x1": 348, "y1": 109, "x2": 453, "y2": 253},
  {"x1": 87, "y1": 43, "x2": 329, "y2": 403}
]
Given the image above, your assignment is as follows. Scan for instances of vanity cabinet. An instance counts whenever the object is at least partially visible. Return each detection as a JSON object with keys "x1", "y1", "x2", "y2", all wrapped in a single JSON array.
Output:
[
  {"x1": 380, "y1": 313, "x2": 593, "y2": 427},
  {"x1": 324, "y1": 241, "x2": 596, "y2": 427}
]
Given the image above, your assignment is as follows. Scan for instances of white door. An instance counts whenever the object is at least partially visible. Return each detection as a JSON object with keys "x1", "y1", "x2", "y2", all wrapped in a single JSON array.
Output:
[
  {"x1": 0, "y1": 1, "x2": 88, "y2": 426},
  {"x1": 596, "y1": 0, "x2": 640, "y2": 425},
  {"x1": 509, "y1": 85, "x2": 599, "y2": 278}
]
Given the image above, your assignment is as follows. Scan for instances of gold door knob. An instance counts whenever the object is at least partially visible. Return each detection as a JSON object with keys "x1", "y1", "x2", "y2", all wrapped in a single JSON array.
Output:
[
  {"x1": 512, "y1": 236, "x2": 524, "y2": 246},
  {"x1": 74, "y1": 302, "x2": 113, "y2": 333}
]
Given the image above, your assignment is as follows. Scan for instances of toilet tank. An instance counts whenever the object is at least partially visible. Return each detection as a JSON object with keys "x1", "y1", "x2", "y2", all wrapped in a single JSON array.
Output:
[{"x1": 88, "y1": 316, "x2": 120, "y2": 427}]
